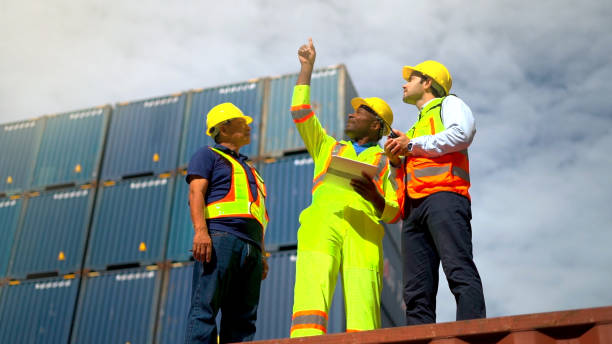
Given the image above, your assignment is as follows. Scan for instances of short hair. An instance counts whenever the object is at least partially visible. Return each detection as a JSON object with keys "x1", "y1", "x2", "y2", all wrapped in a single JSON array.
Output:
[
  {"x1": 411, "y1": 71, "x2": 444, "y2": 98},
  {"x1": 211, "y1": 119, "x2": 233, "y2": 144}
]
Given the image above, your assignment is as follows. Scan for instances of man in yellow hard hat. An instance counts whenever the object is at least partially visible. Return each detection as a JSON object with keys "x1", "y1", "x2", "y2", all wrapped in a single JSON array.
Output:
[
  {"x1": 289, "y1": 38, "x2": 401, "y2": 337},
  {"x1": 184, "y1": 102, "x2": 269, "y2": 343},
  {"x1": 385, "y1": 60, "x2": 486, "y2": 324}
]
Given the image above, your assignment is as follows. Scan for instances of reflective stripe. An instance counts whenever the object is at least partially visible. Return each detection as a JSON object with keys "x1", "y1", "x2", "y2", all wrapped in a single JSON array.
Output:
[
  {"x1": 311, "y1": 143, "x2": 339, "y2": 188},
  {"x1": 413, "y1": 166, "x2": 449, "y2": 178},
  {"x1": 413, "y1": 165, "x2": 470, "y2": 182},
  {"x1": 292, "y1": 310, "x2": 328, "y2": 320},
  {"x1": 311, "y1": 143, "x2": 345, "y2": 193},
  {"x1": 347, "y1": 329, "x2": 361, "y2": 333},
  {"x1": 373, "y1": 154, "x2": 387, "y2": 194},
  {"x1": 252, "y1": 167, "x2": 267, "y2": 197},
  {"x1": 291, "y1": 315, "x2": 328, "y2": 326},
  {"x1": 452, "y1": 166, "x2": 470, "y2": 182},
  {"x1": 291, "y1": 310, "x2": 328, "y2": 334},
  {"x1": 293, "y1": 111, "x2": 314, "y2": 123},
  {"x1": 290, "y1": 324, "x2": 326, "y2": 334},
  {"x1": 291, "y1": 104, "x2": 314, "y2": 123}
]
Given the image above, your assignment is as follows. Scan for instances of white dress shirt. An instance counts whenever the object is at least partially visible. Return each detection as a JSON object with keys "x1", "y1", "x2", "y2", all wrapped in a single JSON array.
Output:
[{"x1": 409, "y1": 95, "x2": 476, "y2": 157}]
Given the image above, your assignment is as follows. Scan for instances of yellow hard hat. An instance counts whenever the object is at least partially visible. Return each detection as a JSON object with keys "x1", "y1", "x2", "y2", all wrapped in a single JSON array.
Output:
[
  {"x1": 205, "y1": 102, "x2": 253, "y2": 137},
  {"x1": 403, "y1": 60, "x2": 452, "y2": 96},
  {"x1": 350, "y1": 97, "x2": 394, "y2": 136}
]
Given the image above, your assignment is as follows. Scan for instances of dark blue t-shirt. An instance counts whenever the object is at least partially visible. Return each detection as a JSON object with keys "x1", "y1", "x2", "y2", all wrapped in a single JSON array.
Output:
[{"x1": 186, "y1": 144, "x2": 262, "y2": 249}]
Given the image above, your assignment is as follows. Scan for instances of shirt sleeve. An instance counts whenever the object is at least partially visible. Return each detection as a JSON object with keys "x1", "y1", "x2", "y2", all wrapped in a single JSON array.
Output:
[
  {"x1": 410, "y1": 96, "x2": 476, "y2": 157},
  {"x1": 290, "y1": 85, "x2": 336, "y2": 161},
  {"x1": 389, "y1": 158, "x2": 406, "y2": 219},
  {"x1": 186, "y1": 147, "x2": 215, "y2": 184},
  {"x1": 379, "y1": 161, "x2": 402, "y2": 224}
]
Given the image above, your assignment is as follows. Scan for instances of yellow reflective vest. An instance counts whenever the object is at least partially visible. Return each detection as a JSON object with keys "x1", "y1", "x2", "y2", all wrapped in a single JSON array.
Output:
[
  {"x1": 396, "y1": 97, "x2": 471, "y2": 204},
  {"x1": 205, "y1": 147, "x2": 268, "y2": 232}
]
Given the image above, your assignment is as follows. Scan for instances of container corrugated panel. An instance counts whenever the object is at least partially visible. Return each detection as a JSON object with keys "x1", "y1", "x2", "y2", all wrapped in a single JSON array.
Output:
[
  {"x1": 100, "y1": 94, "x2": 186, "y2": 181},
  {"x1": 381, "y1": 225, "x2": 404, "y2": 327},
  {"x1": 262, "y1": 65, "x2": 357, "y2": 156},
  {"x1": 0, "y1": 118, "x2": 45, "y2": 195},
  {"x1": 259, "y1": 153, "x2": 313, "y2": 249},
  {"x1": 180, "y1": 80, "x2": 264, "y2": 167},
  {"x1": 157, "y1": 263, "x2": 193, "y2": 344},
  {"x1": 8, "y1": 186, "x2": 95, "y2": 279},
  {"x1": 0, "y1": 197, "x2": 24, "y2": 278},
  {"x1": 166, "y1": 174, "x2": 192, "y2": 262},
  {"x1": 32, "y1": 106, "x2": 110, "y2": 188},
  {"x1": 0, "y1": 275, "x2": 80, "y2": 343},
  {"x1": 255, "y1": 250, "x2": 345, "y2": 340},
  {"x1": 71, "y1": 267, "x2": 161, "y2": 344},
  {"x1": 383, "y1": 222, "x2": 401, "y2": 261},
  {"x1": 85, "y1": 176, "x2": 174, "y2": 269}
]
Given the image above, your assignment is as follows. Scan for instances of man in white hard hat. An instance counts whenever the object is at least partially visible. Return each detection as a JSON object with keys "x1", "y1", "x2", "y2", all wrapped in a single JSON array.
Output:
[
  {"x1": 184, "y1": 103, "x2": 269, "y2": 343},
  {"x1": 385, "y1": 61, "x2": 486, "y2": 325}
]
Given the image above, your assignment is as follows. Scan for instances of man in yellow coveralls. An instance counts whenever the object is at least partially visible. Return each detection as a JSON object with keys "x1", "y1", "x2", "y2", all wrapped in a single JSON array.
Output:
[{"x1": 290, "y1": 38, "x2": 401, "y2": 337}]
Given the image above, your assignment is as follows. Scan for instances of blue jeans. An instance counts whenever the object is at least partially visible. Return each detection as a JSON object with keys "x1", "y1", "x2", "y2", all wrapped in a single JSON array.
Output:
[
  {"x1": 402, "y1": 191, "x2": 486, "y2": 324},
  {"x1": 185, "y1": 231, "x2": 263, "y2": 344}
]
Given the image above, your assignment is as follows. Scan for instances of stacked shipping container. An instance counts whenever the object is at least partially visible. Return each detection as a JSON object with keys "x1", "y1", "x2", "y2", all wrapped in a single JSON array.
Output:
[
  {"x1": 0, "y1": 118, "x2": 44, "y2": 196},
  {"x1": 0, "y1": 275, "x2": 80, "y2": 343},
  {"x1": 31, "y1": 106, "x2": 110, "y2": 189},
  {"x1": 8, "y1": 186, "x2": 96, "y2": 279},
  {"x1": 0, "y1": 65, "x2": 406, "y2": 341},
  {"x1": 0, "y1": 196, "x2": 23, "y2": 278}
]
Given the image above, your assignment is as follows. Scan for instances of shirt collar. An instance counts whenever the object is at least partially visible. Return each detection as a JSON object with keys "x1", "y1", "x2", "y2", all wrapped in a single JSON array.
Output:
[
  {"x1": 350, "y1": 140, "x2": 378, "y2": 149},
  {"x1": 214, "y1": 144, "x2": 249, "y2": 161}
]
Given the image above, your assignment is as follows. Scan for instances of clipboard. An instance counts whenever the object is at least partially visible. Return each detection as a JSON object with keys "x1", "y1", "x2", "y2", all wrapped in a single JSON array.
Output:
[{"x1": 322, "y1": 155, "x2": 377, "y2": 191}]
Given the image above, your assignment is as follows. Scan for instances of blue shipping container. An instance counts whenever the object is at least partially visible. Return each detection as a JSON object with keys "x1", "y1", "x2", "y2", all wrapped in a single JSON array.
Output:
[
  {"x1": 0, "y1": 197, "x2": 24, "y2": 278},
  {"x1": 0, "y1": 118, "x2": 45, "y2": 195},
  {"x1": 381, "y1": 225, "x2": 405, "y2": 327},
  {"x1": 166, "y1": 174, "x2": 192, "y2": 262},
  {"x1": 384, "y1": 221, "x2": 402, "y2": 257},
  {"x1": 101, "y1": 94, "x2": 186, "y2": 181},
  {"x1": 259, "y1": 153, "x2": 313, "y2": 249},
  {"x1": 262, "y1": 65, "x2": 357, "y2": 156},
  {"x1": 180, "y1": 80, "x2": 264, "y2": 167},
  {"x1": 0, "y1": 275, "x2": 80, "y2": 343},
  {"x1": 32, "y1": 106, "x2": 110, "y2": 188},
  {"x1": 157, "y1": 263, "x2": 192, "y2": 344},
  {"x1": 8, "y1": 186, "x2": 95, "y2": 279},
  {"x1": 71, "y1": 267, "x2": 161, "y2": 344},
  {"x1": 85, "y1": 176, "x2": 174, "y2": 269}
]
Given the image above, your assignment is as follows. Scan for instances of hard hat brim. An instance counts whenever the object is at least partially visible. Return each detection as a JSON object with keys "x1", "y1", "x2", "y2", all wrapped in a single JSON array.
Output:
[
  {"x1": 403, "y1": 66, "x2": 416, "y2": 81},
  {"x1": 206, "y1": 115, "x2": 253, "y2": 136}
]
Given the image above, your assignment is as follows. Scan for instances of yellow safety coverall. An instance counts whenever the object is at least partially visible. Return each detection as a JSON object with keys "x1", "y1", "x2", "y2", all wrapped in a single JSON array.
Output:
[{"x1": 290, "y1": 85, "x2": 401, "y2": 337}]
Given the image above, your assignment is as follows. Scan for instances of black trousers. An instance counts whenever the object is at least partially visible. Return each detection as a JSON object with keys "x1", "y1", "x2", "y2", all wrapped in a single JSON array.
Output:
[{"x1": 402, "y1": 191, "x2": 486, "y2": 325}]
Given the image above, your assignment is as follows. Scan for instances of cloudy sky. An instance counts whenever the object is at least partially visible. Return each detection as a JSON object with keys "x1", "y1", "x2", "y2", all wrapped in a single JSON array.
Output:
[{"x1": 2, "y1": 0, "x2": 611, "y2": 323}]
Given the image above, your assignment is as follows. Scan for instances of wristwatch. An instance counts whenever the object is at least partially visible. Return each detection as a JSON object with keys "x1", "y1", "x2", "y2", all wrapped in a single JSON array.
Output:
[{"x1": 407, "y1": 142, "x2": 413, "y2": 153}]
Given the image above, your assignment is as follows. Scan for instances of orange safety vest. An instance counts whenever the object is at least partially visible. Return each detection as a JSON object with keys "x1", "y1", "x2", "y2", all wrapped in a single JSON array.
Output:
[
  {"x1": 205, "y1": 147, "x2": 268, "y2": 231},
  {"x1": 405, "y1": 97, "x2": 471, "y2": 200}
]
